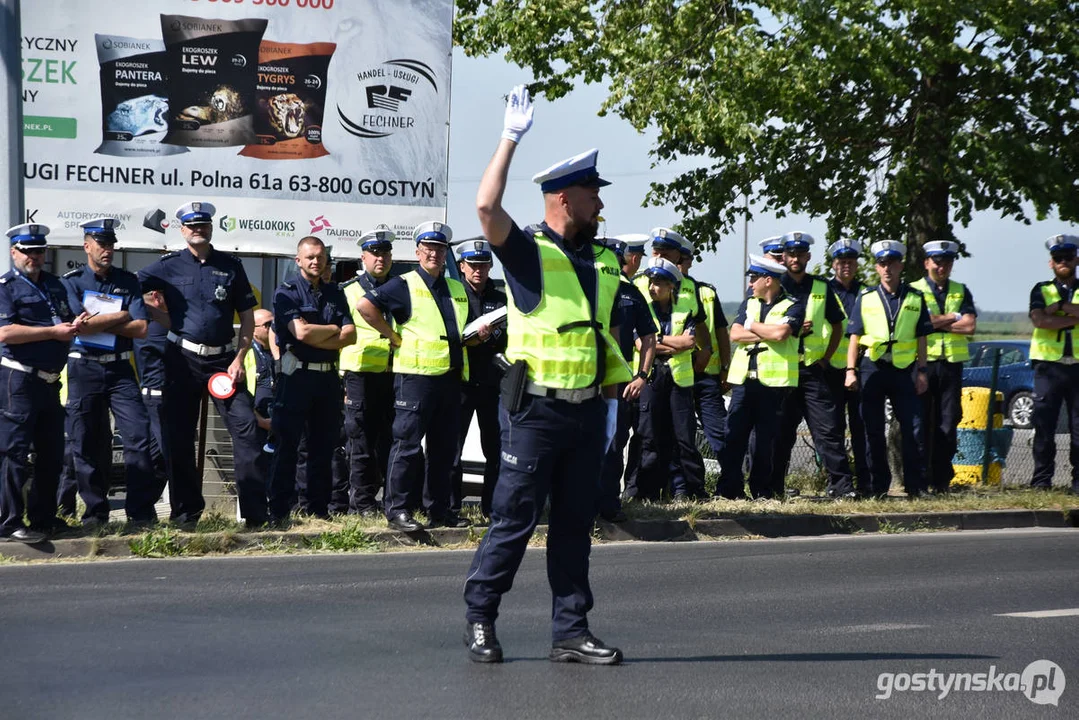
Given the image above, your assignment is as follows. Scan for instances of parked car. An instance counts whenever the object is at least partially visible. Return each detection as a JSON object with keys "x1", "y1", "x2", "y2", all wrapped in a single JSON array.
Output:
[{"x1": 962, "y1": 340, "x2": 1034, "y2": 428}]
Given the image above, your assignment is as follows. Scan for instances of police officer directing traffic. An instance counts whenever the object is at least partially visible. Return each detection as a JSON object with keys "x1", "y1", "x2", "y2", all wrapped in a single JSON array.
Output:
[
  {"x1": 357, "y1": 221, "x2": 471, "y2": 532},
  {"x1": 0, "y1": 224, "x2": 89, "y2": 543},
  {"x1": 449, "y1": 238, "x2": 507, "y2": 519},
  {"x1": 1028, "y1": 234, "x2": 1079, "y2": 494},
  {"x1": 268, "y1": 236, "x2": 355, "y2": 520},
  {"x1": 62, "y1": 218, "x2": 157, "y2": 526},
  {"x1": 463, "y1": 85, "x2": 630, "y2": 665},
  {"x1": 138, "y1": 202, "x2": 268, "y2": 526}
]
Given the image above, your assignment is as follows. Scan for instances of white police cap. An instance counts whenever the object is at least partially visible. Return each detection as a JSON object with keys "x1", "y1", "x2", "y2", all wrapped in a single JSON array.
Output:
[
  {"x1": 612, "y1": 233, "x2": 648, "y2": 254},
  {"x1": 1045, "y1": 234, "x2": 1078, "y2": 253},
  {"x1": 175, "y1": 201, "x2": 216, "y2": 225},
  {"x1": 827, "y1": 239, "x2": 863, "y2": 259},
  {"x1": 781, "y1": 230, "x2": 815, "y2": 250},
  {"x1": 870, "y1": 240, "x2": 906, "y2": 261},
  {"x1": 650, "y1": 227, "x2": 685, "y2": 252},
  {"x1": 413, "y1": 220, "x2": 453, "y2": 246},
  {"x1": 924, "y1": 240, "x2": 960, "y2": 258},
  {"x1": 79, "y1": 217, "x2": 119, "y2": 241},
  {"x1": 746, "y1": 253, "x2": 787, "y2": 277},
  {"x1": 758, "y1": 236, "x2": 784, "y2": 254},
  {"x1": 532, "y1": 149, "x2": 611, "y2": 194},
  {"x1": 6, "y1": 223, "x2": 50, "y2": 250},
  {"x1": 456, "y1": 238, "x2": 493, "y2": 263},
  {"x1": 643, "y1": 256, "x2": 683, "y2": 285},
  {"x1": 358, "y1": 227, "x2": 395, "y2": 251}
]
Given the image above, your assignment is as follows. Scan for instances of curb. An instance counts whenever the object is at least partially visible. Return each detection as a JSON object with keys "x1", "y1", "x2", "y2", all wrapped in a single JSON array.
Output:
[{"x1": 1, "y1": 509, "x2": 1076, "y2": 562}]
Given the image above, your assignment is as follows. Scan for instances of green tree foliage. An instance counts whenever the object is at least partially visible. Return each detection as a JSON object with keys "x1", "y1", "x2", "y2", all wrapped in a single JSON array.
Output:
[{"x1": 455, "y1": 1, "x2": 1079, "y2": 268}]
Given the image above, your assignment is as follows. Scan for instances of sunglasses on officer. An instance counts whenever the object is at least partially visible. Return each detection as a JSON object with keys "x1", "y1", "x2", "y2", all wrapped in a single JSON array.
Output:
[
  {"x1": 259, "y1": 320, "x2": 273, "y2": 329},
  {"x1": 746, "y1": 272, "x2": 765, "y2": 283},
  {"x1": 1051, "y1": 251, "x2": 1077, "y2": 263},
  {"x1": 15, "y1": 246, "x2": 46, "y2": 256}
]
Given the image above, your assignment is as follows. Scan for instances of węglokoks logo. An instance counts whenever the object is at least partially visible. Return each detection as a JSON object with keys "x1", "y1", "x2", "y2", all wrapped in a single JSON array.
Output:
[
  {"x1": 338, "y1": 58, "x2": 438, "y2": 139},
  {"x1": 218, "y1": 215, "x2": 296, "y2": 237}
]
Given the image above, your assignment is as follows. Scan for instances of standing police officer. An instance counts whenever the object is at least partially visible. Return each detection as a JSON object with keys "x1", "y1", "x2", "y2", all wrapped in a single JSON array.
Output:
[
  {"x1": 717, "y1": 254, "x2": 803, "y2": 500},
  {"x1": 134, "y1": 298, "x2": 171, "y2": 504},
  {"x1": 268, "y1": 236, "x2": 354, "y2": 521},
  {"x1": 357, "y1": 221, "x2": 470, "y2": 532},
  {"x1": 450, "y1": 238, "x2": 507, "y2": 519},
  {"x1": 245, "y1": 308, "x2": 276, "y2": 484},
  {"x1": 339, "y1": 229, "x2": 396, "y2": 516},
  {"x1": 845, "y1": 241, "x2": 932, "y2": 498},
  {"x1": 0, "y1": 224, "x2": 88, "y2": 543},
  {"x1": 62, "y1": 218, "x2": 157, "y2": 526},
  {"x1": 912, "y1": 241, "x2": 977, "y2": 493},
  {"x1": 1028, "y1": 234, "x2": 1079, "y2": 493},
  {"x1": 463, "y1": 85, "x2": 630, "y2": 665},
  {"x1": 771, "y1": 231, "x2": 856, "y2": 498},
  {"x1": 137, "y1": 202, "x2": 267, "y2": 527},
  {"x1": 826, "y1": 239, "x2": 871, "y2": 494}
]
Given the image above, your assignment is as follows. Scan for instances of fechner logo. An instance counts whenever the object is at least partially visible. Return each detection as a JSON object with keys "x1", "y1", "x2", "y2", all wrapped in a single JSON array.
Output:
[{"x1": 339, "y1": 58, "x2": 438, "y2": 139}]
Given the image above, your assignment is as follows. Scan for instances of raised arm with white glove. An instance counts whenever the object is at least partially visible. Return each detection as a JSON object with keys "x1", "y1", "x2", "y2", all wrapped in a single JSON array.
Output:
[
  {"x1": 501, "y1": 84, "x2": 534, "y2": 144},
  {"x1": 478, "y1": 84, "x2": 535, "y2": 246}
]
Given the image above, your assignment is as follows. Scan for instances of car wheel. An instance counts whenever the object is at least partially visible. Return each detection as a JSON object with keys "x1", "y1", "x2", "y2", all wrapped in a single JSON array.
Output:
[{"x1": 1008, "y1": 391, "x2": 1034, "y2": 429}]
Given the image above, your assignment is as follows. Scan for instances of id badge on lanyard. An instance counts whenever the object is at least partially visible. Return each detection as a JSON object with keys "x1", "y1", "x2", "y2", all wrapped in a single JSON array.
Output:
[{"x1": 17, "y1": 272, "x2": 62, "y2": 325}]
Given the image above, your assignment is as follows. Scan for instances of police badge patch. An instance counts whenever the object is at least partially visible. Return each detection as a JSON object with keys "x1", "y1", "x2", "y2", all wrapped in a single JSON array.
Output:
[{"x1": 214, "y1": 285, "x2": 228, "y2": 301}]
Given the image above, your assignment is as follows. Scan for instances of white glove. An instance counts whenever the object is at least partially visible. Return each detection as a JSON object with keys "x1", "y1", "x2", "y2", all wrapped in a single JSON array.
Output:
[
  {"x1": 501, "y1": 84, "x2": 534, "y2": 143},
  {"x1": 604, "y1": 398, "x2": 619, "y2": 453}
]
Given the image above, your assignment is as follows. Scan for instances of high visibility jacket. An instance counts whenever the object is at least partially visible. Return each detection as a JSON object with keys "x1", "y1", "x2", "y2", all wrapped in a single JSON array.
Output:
[
  {"x1": 338, "y1": 277, "x2": 392, "y2": 373},
  {"x1": 800, "y1": 277, "x2": 833, "y2": 366},
  {"x1": 911, "y1": 277, "x2": 971, "y2": 363},
  {"x1": 858, "y1": 286, "x2": 924, "y2": 369},
  {"x1": 829, "y1": 283, "x2": 850, "y2": 370},
  {"x1": 1030, "y1": 282, "x2": 1079, "y2": 362},
  {"x1": 697, "y1": 281, "x2": 723, "y2": 375},
  {"x1": 638, "y1": 301, "x2": 694, "y2": 387},
  {"x1": 505, "y1": 232, "x2": 629, "y2": 388},
  {"x1": 394, "y1": 271, "x2": 469, "y2": 380},
  {"x1": 728, "y1": 296, "x2": 799, "y2": 388}
]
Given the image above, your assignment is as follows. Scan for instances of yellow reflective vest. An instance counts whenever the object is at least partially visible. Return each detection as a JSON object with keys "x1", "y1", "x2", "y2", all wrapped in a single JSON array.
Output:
[
  {"x1": 394, "y1": 271, "x2": 469, "y2": 380},
  {"x1": 858, "y1": 286, "x2": 925, "y2": 369},
  {"x1": 911, "y1": 277, "x2": 971, "y2": 363},
  {"x1": 728, "y1": 296, "x2": 799, "y2": 388},
  {"x1": 338, "y1": 276, "x2": 393, "y2": 374},
  {"x1": 697, "y1": 281, "x2": 723, "y2": 376},
  {"x1": 638, "y1": 300, "x2": 694, "y2": 388},
  {"x1": 799, "y1": 277, "x2": 834, "y2": 366},
  {"x1": 1030, "y1": 282, "x2": 1079, "y2": 362}
]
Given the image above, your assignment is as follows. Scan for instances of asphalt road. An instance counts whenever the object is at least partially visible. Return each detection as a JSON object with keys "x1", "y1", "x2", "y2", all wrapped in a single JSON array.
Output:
[{"x1": 2, "y1": 529, "x2": 1076, "y2": 719}]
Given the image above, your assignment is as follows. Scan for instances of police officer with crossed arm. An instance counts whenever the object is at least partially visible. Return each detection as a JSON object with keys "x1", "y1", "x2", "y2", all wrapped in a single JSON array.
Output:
[
  {"x1": 62, "y1": 218, "x2": 157, "y2": 527},
  {"x1": 0, "y1": 224, "x2": 90, "y2": 543},
  {"x1": 138, "y1": 202, "x2": 267, "y2": 527},
  {"x1": 268, "y1": 236, "x2": 355, "y2": 521}
]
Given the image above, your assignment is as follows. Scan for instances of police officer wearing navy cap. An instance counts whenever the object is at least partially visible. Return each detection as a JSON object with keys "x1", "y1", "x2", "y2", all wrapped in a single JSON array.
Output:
[
  {"x1": 267, "y1": 236, "x2": 355, "y2": 520},
  {"x1": 912, "y1": 240, "x2": 977, "y2": 493},
  {"x1": 826, "y1": 239, "x2": 871, "y2": 494},
  {"x1": 598, "y1": 235, "x2": 655, "y2": 521},
  {"x1": 137, "y1": 202, "x2": 268, "y2": 526},
  {"x1": 61, "y1": 218, "x2": 158, "y2": 526},
  {"x1": 357, "y1": 220, "x2": 471, "y2": 532},
  {"x1": 339, "y1": 228, "x2": 397, "y2": 515},
  {"x1": 760, "y1": 235, "x2": 786, "y2": 265},
  {"x1": 1028, "y1": 234, "x2": 1079, "y2": 493},
  {"x1": 716, "y1": 253, "x2": 804, "y2": 499},
  {"x1": 0, "y1": 224, "x2": 91, "y2": 543},
  {"x1": 771, "y1": 231, "x2": 856, "y2": 498},
  {"x1": 845, "y1": 240, "x2": 933, "y2": 498},
  {"x1": 449, "y1": 238, "x2": 507, "y2": 519},
  {"x1": 463, "y1": 85, "x2": 631, "y2": 665}
]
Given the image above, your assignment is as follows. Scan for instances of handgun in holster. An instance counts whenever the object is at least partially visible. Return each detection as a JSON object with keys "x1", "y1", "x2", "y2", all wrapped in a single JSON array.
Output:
[{"x1": 495, "y1": 353, "x2": 528, "y2": 413}]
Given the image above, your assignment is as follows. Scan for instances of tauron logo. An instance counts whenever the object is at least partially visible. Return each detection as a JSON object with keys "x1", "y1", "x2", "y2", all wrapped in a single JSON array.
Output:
[
  {"x1": 310, "y1": 215, "x2": 332, "y2": 233},
  {"x1": 339, "y1": 58, "x2": 437, "y2": 139}
]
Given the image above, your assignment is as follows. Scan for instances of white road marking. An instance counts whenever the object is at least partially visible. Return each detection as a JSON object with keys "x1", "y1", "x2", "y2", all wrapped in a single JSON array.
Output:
[
  {"x1": 833, "y1": 623, "x2": 930, "y2": 633},
  {"x1": 996, "y1": 608, "x2": 1079, "y2": 618}
]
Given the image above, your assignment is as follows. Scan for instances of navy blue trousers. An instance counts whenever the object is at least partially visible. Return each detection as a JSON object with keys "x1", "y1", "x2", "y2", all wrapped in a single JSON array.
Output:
[
  {"x1": 637, "y1": 364, "x2": 705, "y2": 499},
  {"x1": 140, "y1": 387, "x2": 171, "y2": 508},
  {"x1": 0, "y1": 366, "x2": 65, "y2": 535},
  {"x1": 825, "y1": 367, "x2": 871, "y2": 494},
  {"x1": 859, "y1": 359, "x2": 925, "y2": 496},
  {"x1": 599, "y1": 389, "x2": 632, "y2": 516},
  {"x1": 385, "y1": 372, "x2": 461, "y2": 521},
  {"x1": 450, "y1": 383, "x2": 501, "y2": 516},
  {"x1": 1031, "y1": 360, "x2": 1079, "y2": 490},
  {"x1": 65, "y1": 359, "x2": 157, "y2": 521},
  {"x1": 464, "y1": 394, "x2": 605, "y2": 641},
  {"x1": 694, "y1": 372, "x2": 728, "y2": 457},
  {"x1": 342, "y1": 370, "x2": 394, "y2": 513},
  {"x1": 718, "y1": 380, "x2": 789, "y2": 499},
  {"x1": 914, "y1": 360, "x2": 964, "y2": 492}
]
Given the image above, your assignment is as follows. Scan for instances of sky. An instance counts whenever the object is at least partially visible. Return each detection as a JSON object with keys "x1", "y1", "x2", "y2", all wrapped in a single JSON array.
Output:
[{"x1": 445, "y1": 51, "x2": 1071, "y2": 312}]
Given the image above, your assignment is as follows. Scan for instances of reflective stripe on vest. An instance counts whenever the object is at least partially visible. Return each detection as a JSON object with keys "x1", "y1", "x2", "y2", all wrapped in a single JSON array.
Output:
[
  {"x1": 244, "y1": 350, "x2": 257, "y2": 395},
  {"x1": 727, "y1": 296, "x2": 799, "y2": 388},
  {"x1": 637, "y1": 301, "x2": 694, "y2": 388},
  {"x1": 505, "y1": 233, "x2": 629, "y2": 389},
  {"x1": 858, "y1": 287, "x2": 922, "y2": 368},
  {"x1": 911, "y1": 278, "x2": 971, "y2": 363},
  {"x1": 801, "y1": 277, "x2": 831, "y2": 366},
  {"x1": 698, "y1": 282, "x2": 723, "y2": 375},
  {"x1": 829, "y1": 282, "x2": 850, "y2": 370},
  {"x1": 1030, "y1": 283, "x2": 1079, "y2": 362},
  {"x1": 394, "y1": 272, "x2": 469, "y2": 380},
  {"x1": 338, "y1": 280, "x2": 392, "y2": 373}
]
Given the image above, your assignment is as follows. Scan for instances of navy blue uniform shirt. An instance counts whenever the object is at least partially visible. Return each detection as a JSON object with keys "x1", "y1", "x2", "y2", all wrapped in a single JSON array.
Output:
[
  {"x1": 697, "y1": 281, "x2": 728, "y2": 330},
  {"x1": 273, "y1": 274, "x2": 351, "y2": 364},
  {"x1": 828, "y1": 278, "x2": 863, "y2": 321},
  {"x1": 782, "y1": 273, "x2": 845, "y2": 324},
  {"x1": 138, "y1": 248, "x2": 257, "y2": 346},
  {"x1": 62, "y1": 265, "x2": 147, "y2": 355},
  {"x1": 647, "y1": 300, "x2": 695, "y2": 364},
  {"x1": 846, "y1": 284, "x2": 933, "y2": 337},
  {"x1": 1030, "y1": 278, "x2": 1078, "y2": 357},
  {"x1": 251, "y1": 341, "x2": 276, "y2": 416},
  {"x1": 0, "y1": 269, "x2": 77, "y2": 373},
  {"x1": 733, "y1": 292, "x2": 805, "y2": 372},
  {"x1": 922, "y1": 277, "x2": 976, "y2": 318},
  {"x1": 367, "y1": 266, "x2": 465, "y2": 370},
  {"x1": 618, "y1": 277, "x2": 658, "y2": 362},
  {"x1": 134, "y1": 319, "x2": 169, "y2": 389},
  {"x1": 463, "y1": 280, "x2": 508, "y2": 387}
]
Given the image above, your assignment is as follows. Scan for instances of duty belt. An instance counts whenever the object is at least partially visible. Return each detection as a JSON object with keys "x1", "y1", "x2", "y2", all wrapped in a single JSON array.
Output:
[
  {"x1": 141, "y1": 387, "x2": 163, "y2": 397},
  {"x1": 167, "y1": 331, "x2": 235, "y2": 357},
  {"x1": 68, "y1": 350, "x2": 133, "y2": 364},
  {"x1": 524, "y1": 380, "x2": 600, "y2": 404},
  {"x1": 1, "y1": 356, "x2": 61, "y2": 384},
  {"x1": 297, "y1": 360, "x2": 337, "y2": 372}
]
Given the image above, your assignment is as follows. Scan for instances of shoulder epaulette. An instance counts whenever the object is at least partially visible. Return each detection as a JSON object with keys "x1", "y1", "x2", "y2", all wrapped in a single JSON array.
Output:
[
  {"x1": 0, "y1": 275, "x2": 10, "y2": 285},
  {"x1": 63, "y1": 268, "x2": 82, "y2": 278},
  {"x1": 281, "y1": 280, "x2": 295, "y2": 290},
  {"x1": 340, "y1": 277, "x2": 359, "y2": 289},
  {"x1": 697, "y1": 280, "x2": 716, "y2": 291},
  {"x1": 160, "y1": 251, "x2": 181, "y2": 260},
  {"x1": 860, "y1": 286, "x2": 875, "y2": 296}
]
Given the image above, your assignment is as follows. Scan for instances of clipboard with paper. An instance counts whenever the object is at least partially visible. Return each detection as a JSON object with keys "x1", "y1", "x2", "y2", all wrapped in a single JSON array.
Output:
[
  {"x1": 74, "y1": 291, "x2": 122, "y2": 350},
  {"x1": 462, "y1": 306, "x2": 508, "y2": 342}
]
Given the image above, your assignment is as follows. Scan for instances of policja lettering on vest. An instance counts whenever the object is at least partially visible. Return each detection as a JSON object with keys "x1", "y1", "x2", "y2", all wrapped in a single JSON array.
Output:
[{"x1": 463, "y1": 85, "x2": 628, "y2": 666}]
